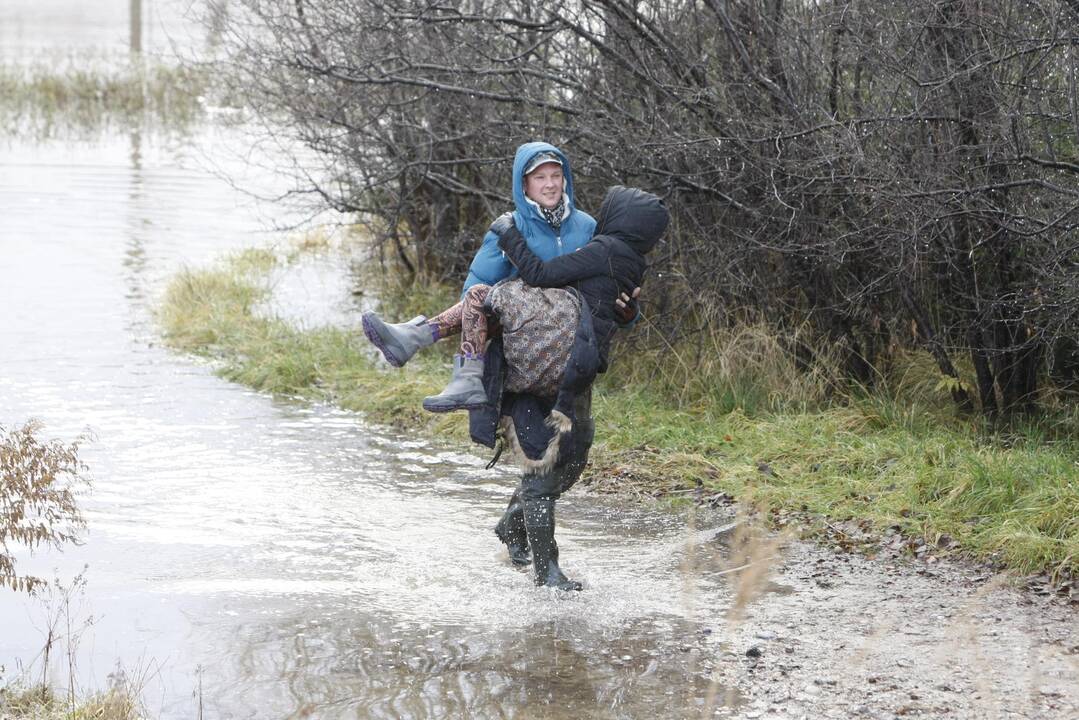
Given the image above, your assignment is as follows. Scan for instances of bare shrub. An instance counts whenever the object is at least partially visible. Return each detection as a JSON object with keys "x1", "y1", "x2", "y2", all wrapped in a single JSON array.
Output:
[
  {"x1": 213, "y1": 0, "x2": 1079, "y2": 418},
  {"x1": 0, "y1": 421, "x2": 88, "y2": 594}
]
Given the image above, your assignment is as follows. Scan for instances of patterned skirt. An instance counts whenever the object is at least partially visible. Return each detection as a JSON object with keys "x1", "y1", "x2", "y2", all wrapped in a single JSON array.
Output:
[{"x1": 486, "y1": 279, "x2": 580, "y2": 398}]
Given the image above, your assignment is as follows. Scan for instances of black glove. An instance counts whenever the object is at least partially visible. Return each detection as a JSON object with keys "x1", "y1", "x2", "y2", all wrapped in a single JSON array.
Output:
[
  {"x1": 490, "y1": 211, "x2": 515, "y2": 237},
  {"x1": 490, "y1": 212, "x2": 525, "y2": 250},
  {"x1": 615, "y1": 287, "x2": 641, "y2": 325}
]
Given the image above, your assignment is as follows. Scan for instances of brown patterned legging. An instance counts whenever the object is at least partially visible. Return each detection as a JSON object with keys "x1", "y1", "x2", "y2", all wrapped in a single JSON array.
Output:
[{"x1": 429, "y1": 284, "x2": 500, "y2": 357}]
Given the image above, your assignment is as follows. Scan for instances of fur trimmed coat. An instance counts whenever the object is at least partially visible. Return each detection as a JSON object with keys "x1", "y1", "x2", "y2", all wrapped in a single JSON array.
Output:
[{"x1": 468, "y1": 288, "x2": 600, "y2": 473}]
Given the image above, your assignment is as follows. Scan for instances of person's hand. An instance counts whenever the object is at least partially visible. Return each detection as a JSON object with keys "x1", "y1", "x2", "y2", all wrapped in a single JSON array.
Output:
[
  {"x1": 615, "y1": 286, "x2": 641, "y2": 324},
  {"x1": 489, "y1": 212, "x2": 516, "y2": 237}
]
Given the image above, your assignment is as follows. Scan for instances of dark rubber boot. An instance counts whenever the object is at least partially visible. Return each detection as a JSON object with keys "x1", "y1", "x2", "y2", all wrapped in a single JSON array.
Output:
[
  {"x1": 523, "y1": 500, "x2": 582, "y2": 591},
  {"x1": 494, "y1": 491, "x2": 530, "y2": 567},
  {"x1": 361, "y1": 312, "x2": 434, "y2": 367},
  {"x1": 422, "y1": 355, "x2": 487, "y2": 412}
]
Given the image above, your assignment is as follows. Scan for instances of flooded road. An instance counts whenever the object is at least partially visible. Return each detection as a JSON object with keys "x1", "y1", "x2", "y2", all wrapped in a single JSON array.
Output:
[
  {"x1": 0, "y1": 128, "x2": 748, "y2": 718},
  {"x1": 0, "y1": 4, "x2": 748, "y2": 716}
]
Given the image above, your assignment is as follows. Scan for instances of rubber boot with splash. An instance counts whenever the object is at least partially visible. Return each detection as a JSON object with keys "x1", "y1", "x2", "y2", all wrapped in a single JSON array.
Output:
[
  {"x1": 524, "y1": 499, "x2": 582, "y2": 591},
  {"x1": 494, "y1": 490, "x2": 530, "y2": 567},
  {"x1": 422, "y1": 354, "x2": 487, "y2": 412},
  {"x1": 361, "y1": 313, "x2": 435, "y2": 367}
]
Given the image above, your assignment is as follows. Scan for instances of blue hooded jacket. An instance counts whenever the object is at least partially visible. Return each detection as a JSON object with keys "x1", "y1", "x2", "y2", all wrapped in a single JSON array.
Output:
[{"x1": 462, "y1": 142, "x2": 596, "y2": 294}]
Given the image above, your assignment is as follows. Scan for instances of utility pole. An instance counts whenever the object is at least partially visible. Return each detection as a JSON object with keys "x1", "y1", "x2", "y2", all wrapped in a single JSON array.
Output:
[{"x1": 130, "y1": 0, "x2": 142, "y2": 54}]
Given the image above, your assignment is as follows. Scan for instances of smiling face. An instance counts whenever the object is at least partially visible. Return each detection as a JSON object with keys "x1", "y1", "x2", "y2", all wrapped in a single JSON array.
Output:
[{"x1": 523, "y1": 162, "x2": 564, "y2": 210}]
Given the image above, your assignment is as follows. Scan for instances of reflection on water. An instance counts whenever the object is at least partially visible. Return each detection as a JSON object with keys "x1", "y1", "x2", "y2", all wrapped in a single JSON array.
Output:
[{"x1": 220, "y1": 614, "x2": 727, "y2": 719}]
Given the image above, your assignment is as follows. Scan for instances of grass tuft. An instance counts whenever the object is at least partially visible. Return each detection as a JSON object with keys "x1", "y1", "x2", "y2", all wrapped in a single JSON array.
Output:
[
  {"x1": 159, "y1": 252, "x2": 462, "y2": 437},
  {"x1": 0, "y1": 682, "x2": 141, "y2": 720}
]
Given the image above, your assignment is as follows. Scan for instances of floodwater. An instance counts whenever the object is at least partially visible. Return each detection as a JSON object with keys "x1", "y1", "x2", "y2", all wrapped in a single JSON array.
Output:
[
  {"x1": 0, "y1": 0, "x2": 206, "y2": 65},
  {"x1": 0, "y1": 9, "x2": 752, "y2": 716},
  {"x1": 0, "y1": 125, "x2": 750, "y2": 720}
]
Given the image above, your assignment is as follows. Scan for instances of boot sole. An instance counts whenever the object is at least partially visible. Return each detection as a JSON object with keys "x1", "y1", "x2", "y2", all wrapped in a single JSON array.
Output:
[
  {"x1": 361, "y1": 314, "x2": 406, "y2": 368},
  {"x1": 422, "y1": 398, "x2": 488, "y2": 412}
]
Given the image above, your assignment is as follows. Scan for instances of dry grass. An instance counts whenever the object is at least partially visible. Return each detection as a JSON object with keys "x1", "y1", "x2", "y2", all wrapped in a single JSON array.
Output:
[
  {"x1": 703, "y1": 513, "x2": 791, "y2": 716},
  {"x1": 614, "y1": 312, "x2": 845, "y2": 415},
  {"x1": 0, "y1": 684, "x2": 141, "y2": 720},
  {"x1": 1, "y1": 574, "x2": 148, "y2": 720}
]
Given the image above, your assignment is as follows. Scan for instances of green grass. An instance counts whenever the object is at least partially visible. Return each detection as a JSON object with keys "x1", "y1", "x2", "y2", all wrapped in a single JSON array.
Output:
[
  {"x1": 159, "y1": 250, "x2": 1079, "y2": 580},
  {"x1": 590, "y1": 390, "x2": 1079, "y2": 575},
  {"x1": 160, "y1": 249, "x2": 461, "y2": 434}
]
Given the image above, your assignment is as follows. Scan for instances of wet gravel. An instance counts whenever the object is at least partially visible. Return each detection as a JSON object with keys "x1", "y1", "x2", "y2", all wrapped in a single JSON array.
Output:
[{"x1": 692, "y1": 524, "x2": 1079, "y2": 719}]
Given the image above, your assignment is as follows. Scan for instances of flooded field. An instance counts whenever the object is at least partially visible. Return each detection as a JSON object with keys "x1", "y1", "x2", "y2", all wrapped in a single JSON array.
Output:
[{"x1": 0, "y1": 0, "x2": 206, "y2": 64}]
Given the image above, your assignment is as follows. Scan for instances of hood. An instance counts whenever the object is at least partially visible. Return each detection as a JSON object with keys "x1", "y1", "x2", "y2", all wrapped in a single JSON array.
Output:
[
  {"x1": 512, "y1": 141, "x2": 577, "y2": 223},
  {"x1": 594, "y1": 186, "x2": 669, "y2": 254}
]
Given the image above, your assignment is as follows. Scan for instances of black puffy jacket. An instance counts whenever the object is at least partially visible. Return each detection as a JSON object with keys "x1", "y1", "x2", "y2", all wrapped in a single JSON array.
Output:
[{"x1": 495, "y1": 185, "x2": 669, "y2": 370}]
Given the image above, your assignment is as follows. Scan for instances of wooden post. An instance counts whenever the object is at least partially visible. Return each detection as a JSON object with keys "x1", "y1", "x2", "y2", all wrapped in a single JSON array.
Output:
[{"x1": 130, "y1": 0, "x2": 142, "y2": 54}]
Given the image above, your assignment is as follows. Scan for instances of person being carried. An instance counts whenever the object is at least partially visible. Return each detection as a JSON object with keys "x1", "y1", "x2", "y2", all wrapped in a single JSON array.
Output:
[
  {"x1": 362, "y1": 185, "x2": 668, "y2": 419},
  {"x1": 359, "y1": 146, "x2": 602, "y2": 405},
  {"x1": 492, "y1": 184, "x2": 667, "y2": 382}
]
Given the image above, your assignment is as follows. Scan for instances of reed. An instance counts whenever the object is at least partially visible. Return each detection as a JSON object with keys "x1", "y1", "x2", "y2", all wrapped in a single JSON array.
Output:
[
  {"x1": 0, "y1": 57, "x2": 209, "y2": 136},
  {"x1": 0, "y1": 573, "x2": 146, "y2": 720}
]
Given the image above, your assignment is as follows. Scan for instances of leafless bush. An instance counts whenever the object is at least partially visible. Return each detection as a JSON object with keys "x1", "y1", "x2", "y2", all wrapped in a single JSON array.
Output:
[
  {"x1": 0, "y1": 422, "x2": 88, "y2": 594},
  {"x1": 215, "y1": 0, "x2": 1079, "y2": 417}
]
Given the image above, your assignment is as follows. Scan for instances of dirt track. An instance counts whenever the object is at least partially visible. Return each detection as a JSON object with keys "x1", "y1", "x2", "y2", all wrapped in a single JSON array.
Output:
[{"x1": 693, "y1": 518, "x2": 1079, "y2": 719}]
